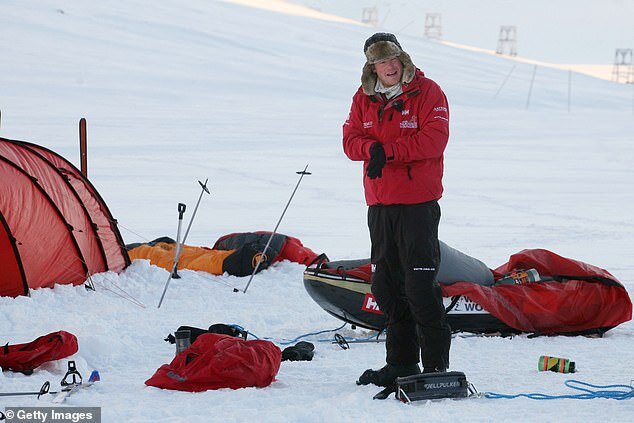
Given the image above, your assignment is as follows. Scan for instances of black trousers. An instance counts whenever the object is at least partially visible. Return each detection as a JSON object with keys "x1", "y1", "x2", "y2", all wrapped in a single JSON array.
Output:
[{"x1": 368, "y1": 201, "x2": 451, "y2": 370}]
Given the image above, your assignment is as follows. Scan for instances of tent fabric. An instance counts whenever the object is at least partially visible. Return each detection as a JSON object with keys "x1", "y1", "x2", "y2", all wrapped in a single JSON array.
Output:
[
  {"x1": 0, "y1": 331, "x2": 78, "y2": 373},
  {"x1": 0, "y1": 214, "x2": 26, "y2": 298},
  {"x1": 23, "y1": 141, "x2": 128, "y2": 272},
  {"x1": 145, "y1": 334, "x2": 281, "y2": 392},
  {"x1": 441, "y1": 249, "x2": 632, "y2": 334},
  {"x1": 0, "y1": 137, "x2": 130, "y2": 297}
]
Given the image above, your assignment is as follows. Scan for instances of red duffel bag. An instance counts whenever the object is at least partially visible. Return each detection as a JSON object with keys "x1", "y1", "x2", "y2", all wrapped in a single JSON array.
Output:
[
  {"x1": 145, "y1": 333, "x2": 282, "y2": 392},
  {"x1": 0, "y1": 331, "x2": 79, "y2": 373}
]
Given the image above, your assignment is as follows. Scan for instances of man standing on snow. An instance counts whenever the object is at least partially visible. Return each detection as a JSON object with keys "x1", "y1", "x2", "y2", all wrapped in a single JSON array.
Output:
[{"x1": 343, "y1": 33, "x2": 452, "y2": 395}]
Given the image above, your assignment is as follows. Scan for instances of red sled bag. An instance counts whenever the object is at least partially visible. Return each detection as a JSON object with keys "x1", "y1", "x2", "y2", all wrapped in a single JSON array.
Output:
[
  {"x1": 145, "y1": 333, "x2": 282, "y2": 392},
  {"x1": 0, "y1": 331, "x2": 78, "y2": 374}
]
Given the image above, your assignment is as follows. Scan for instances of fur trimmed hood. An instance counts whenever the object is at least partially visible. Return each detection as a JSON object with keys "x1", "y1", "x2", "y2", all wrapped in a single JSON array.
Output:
[{"x1": 361, "y1": 34, "x2": 416, "y2": 96}]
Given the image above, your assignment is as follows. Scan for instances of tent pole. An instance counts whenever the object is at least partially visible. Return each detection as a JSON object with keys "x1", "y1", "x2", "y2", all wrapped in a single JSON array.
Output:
[{"x1": 79, "y1": 118, "x2": 88, "y2": 177}]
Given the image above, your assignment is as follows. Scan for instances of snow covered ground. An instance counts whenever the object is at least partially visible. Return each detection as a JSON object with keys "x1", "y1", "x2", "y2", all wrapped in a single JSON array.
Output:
[{"x1": 1, "y1": 0, "x2": 634, "y2": 421}]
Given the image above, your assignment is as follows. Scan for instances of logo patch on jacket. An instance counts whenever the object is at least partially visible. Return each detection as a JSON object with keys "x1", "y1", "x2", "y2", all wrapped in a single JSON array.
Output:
[
  {"x1": 363, "y1": 121, "x2": 373, "y2": 129},
  {"x1": 400, "y1": 115, "x2": 418, "y2": 129},
  {"x1": 433, "y1": 105, "x2": 449, "y2": 122}
]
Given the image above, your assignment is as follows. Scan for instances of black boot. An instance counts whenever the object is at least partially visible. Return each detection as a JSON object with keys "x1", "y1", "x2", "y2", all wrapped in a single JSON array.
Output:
[{"x1": 356, "y1": 363, "x2": 421, "y2": 387}]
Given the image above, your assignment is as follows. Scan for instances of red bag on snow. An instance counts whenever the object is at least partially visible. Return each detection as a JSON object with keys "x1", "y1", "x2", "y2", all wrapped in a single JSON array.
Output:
[
  {"x1": 442, "y1": 249, "x2": 632, "y2": 334},
  {"x1": 145, "y1": 333, "x2": 282, "y2": 392},
  {"x1": 0, "y1": 331, "x2": 78, "y2": 373}
]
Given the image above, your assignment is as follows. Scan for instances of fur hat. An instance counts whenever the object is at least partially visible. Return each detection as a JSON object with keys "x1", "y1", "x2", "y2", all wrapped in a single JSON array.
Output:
[{"x1": 361, "y1": 33, "x2": 416, "y2": 95}]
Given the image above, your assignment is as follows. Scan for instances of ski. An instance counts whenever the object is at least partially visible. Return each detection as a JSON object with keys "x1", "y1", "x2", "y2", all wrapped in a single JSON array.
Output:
[
  {"x1": 52, "y1": 381, "x2": 95, "y2": 403},
  {"x1": 51, "y1": 361, "x2": 100, "y2": 403}
]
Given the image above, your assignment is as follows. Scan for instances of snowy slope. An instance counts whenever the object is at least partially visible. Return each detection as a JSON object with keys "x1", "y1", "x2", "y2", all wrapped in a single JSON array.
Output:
[
  {"x1": 290, "y1": 0, "x2": 634, "y2": 65},
  {"x1": 1, "y1": 1, "x2": 634, "y2": 421}
]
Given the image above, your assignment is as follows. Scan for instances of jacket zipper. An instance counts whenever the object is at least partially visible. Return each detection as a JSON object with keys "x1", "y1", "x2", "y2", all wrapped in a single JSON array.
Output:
[
  {"x1": 406, "y1": 165, "x2": 412, "y2": 180},
  {"x1": 377, "y1": 92, "x2": 407, "y2": 122}
]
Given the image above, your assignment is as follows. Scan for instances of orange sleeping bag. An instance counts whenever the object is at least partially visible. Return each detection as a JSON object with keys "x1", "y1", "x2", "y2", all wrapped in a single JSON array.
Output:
[
  {"x1": 128, "y1": 242, "x2": 233, "y2": 275},
  {"x1": 128, "y1": 232, "x2": 319, "y2": 277}
]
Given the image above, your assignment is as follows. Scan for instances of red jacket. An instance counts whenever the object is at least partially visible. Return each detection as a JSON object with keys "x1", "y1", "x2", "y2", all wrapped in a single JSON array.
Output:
[{"x1": 343, "y1": 70, "x2": 449, "y2": 206}]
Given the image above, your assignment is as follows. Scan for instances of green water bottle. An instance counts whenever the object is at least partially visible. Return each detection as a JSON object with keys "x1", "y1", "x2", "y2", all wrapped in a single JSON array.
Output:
[{"x1": 538, "y1": 355, "x2": 576, "y2": 373}]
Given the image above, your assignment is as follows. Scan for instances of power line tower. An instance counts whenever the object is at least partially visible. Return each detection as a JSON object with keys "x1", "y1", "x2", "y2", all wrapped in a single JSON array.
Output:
[
  {"x1": 496, "y1": 26, "x2": 517, "y2": 56},
  {"x1": 612, "y1": 49, "x2": 634, "y2": 84},
  {"x1": 361, "y1": 7, "x2": 379, "y2": 27},
  {"x1": 424, "y1": 13, "x2": 442, "y2": 40}
]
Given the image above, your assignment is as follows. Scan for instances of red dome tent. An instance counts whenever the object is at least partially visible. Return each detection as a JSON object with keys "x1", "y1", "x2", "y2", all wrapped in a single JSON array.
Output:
[{"x1": 0, "y1": 137, "x2": 129, "y2": 297}]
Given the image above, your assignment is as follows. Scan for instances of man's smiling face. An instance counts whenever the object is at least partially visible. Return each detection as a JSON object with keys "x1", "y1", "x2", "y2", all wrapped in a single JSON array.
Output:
[{"x1": 374, "y1": 56, "x2": 403, "y2": 87}]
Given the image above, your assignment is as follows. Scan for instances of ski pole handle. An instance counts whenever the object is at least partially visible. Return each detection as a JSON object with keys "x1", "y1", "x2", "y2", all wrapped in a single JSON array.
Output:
[
  {"x1": 198, "y1": 179, "x2": 210, "y2": 194},
  {"x1": 39, "y1": 381, "x2": 51, "y2": 398},
  {"x1": 178, "y1": 203, "x2": 186, "y2": 219},
  {"x1": 181, "y1": 178, "x2": 210, "y2": 245}
]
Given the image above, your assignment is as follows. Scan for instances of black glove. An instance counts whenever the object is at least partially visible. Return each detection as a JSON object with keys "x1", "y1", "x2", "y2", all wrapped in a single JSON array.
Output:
[
  {"x1": 281, "y1": 341, "x2": 315, "y2": 362},
  {"x1": 366, "y1": 142, "x2": 386, "y2": 179}
]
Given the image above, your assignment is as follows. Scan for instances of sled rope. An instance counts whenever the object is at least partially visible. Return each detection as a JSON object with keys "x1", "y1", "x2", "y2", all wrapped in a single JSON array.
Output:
[
  {"x1": 234, "y1": 323, "x2": 344, "y2": 344},
  {"x1": 485, "y1": 380, "x2": 634, "y2": 400},
  {"x1": 232, "y1": 323, "x2": 384, "y2": 346}
]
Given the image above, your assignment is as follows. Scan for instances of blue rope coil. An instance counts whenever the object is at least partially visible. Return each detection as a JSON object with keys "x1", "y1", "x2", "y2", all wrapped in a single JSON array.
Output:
[{"x1": 485, "y1": 380, "x2": 634, "y2": 400}]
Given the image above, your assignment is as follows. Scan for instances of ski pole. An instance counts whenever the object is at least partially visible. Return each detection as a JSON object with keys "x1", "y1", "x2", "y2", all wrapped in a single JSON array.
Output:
[
  {"x1": 157, "y1": 203, "x2": 186, "y2": 308},
  {"x1": 180, "y1": 179, "x2": 211, "y2": 248},
  {"x1": 158, "y1": 179, "x2": 210, "y2": 308},
  {"x1": 237, "y1": 165, "x2": 311, "y2": 294},
  {"x1": 171, "y1": 203, "x2": 187, "y2": 279},
  {"x1": 0, "y1": 381, "x2": 51, "y2": 398}
]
